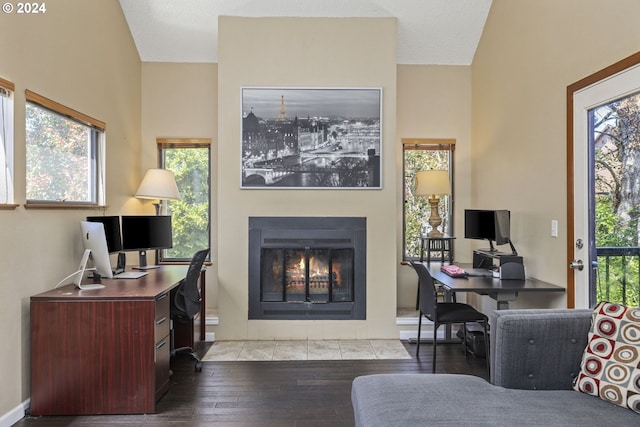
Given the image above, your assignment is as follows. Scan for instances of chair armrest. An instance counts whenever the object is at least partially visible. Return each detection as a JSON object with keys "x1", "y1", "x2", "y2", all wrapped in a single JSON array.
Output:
[{"x1": 490, "y1": 309, "x2": 593, "y2": 390}]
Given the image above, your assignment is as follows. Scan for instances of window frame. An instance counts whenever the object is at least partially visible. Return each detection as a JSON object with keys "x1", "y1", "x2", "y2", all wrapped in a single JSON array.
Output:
[
  {"x1": 0, "y1": 77, "x2": 16, "y2": 209},
  {"x1": 157, "y1": 138, "x2": 211, "y2": 263},
  {"x1": 24, "y1": 90, "x2": 106, "y2": 209},
  {"x1": 402, "y1": 138, "x2": 455, "y2": 260}
]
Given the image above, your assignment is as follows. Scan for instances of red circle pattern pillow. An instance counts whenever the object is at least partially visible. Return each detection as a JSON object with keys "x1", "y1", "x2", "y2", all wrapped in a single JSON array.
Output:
[{"x1": 573, "y1": 301, "x2": 640, "y2": 414}]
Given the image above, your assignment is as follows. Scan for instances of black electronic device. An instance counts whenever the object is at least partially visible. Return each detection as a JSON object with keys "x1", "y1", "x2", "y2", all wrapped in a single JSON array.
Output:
[
  {"x1": 121, "y1": 215, "x2": 173, "y2": 270},
  {"x1": 464, "y1": 209, "x2": 517, "y2": 254},
  {"x1": 86, "y1": 216, "x2": 123, "y2": 253},
  {"x1": 87, "y1": 215, "x2": 126, "y2": 275}
]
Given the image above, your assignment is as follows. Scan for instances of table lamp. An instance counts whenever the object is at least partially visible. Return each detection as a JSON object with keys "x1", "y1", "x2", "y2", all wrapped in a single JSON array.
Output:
[
  {"x1": 415, "y1": 170, "x2": 450, "y2": 237},
  {"x1": 135, "y1": 168, "x2": 181, "y2": 215}
]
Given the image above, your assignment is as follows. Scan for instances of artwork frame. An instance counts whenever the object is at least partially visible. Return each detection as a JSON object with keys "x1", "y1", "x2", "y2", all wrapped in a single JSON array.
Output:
[{"x1": 241, "y1": 87, "x2": 382, "y2": 189}]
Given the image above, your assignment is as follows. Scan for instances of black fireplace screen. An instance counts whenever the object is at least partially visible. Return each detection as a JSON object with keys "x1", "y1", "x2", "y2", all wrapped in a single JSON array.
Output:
[
  {"x1": 248, "y1": 216, "x2": 366, "y2": 320},
  {"x1": 261, "y1": 248, "x2": 354, "y2": 303}
]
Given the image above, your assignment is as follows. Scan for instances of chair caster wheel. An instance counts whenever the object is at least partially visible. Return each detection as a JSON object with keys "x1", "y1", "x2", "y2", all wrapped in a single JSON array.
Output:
[{"x1": 195, "y1": 361, "x2": 202, "y2": 372}]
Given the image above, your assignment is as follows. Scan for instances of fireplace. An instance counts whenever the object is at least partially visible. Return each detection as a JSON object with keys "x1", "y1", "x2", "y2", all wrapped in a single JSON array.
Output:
[{"x1": 248, "y1": 217, "x2": 366, "y2": 320}]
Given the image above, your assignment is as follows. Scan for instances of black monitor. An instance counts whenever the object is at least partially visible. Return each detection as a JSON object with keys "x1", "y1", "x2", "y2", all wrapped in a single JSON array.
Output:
[
  {"x1": 86, "y1": 216, "x2": 123, "y2": 253},
  {"x1": 464, "y1": 209, "x2": 514, "y2": 253},
  {"x1": 121, "y1": 215, "x2": 173, "y2": 269}
]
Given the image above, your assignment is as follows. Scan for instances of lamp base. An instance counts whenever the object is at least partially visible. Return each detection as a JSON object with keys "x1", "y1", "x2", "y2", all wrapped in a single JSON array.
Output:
[
  {"x1": 427, "y1": 196, "x2": 443, "y2": 238},
  {"x1": 428, "y1": 229, "x2": 444, "y2": 238}
]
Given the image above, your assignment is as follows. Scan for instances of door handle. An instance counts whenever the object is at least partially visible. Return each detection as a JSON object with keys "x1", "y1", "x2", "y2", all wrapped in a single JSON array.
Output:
[{"x1": 569, "y1": 259, "x2": 584, "y2": 271}]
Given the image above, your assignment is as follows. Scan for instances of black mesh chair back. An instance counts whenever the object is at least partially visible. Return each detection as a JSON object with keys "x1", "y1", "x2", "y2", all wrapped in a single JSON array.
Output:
[{"x1": 172, "y1": 248, "x2": 210, "y2": 321}]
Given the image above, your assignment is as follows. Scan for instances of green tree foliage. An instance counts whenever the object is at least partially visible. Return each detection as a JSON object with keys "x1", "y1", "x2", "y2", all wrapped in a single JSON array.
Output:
[
  {"x1": 595, "y1": 196, "x2": 640, "y2": 307},
  {"x1": 404, "y1": 149, "x2": 450, "y2": 258},
  {"x1": 26, "y1": 104, "x2": 95, "y2": 202},
  {"x1": 164, "y1": 147, "x2": 210, "y2": 259}
]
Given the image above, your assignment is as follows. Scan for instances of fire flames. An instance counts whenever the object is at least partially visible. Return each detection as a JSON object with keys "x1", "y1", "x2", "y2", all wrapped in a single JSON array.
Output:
[{"x1": 285, "y1": 255, "x2": 341, "y2": 293}]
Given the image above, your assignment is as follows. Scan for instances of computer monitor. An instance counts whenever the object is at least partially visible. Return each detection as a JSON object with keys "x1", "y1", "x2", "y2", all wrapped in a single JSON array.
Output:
[
  {"x1": 86, "y1": 216, "x2": 123, "y2": 253},
  {"x1": 464, "y1": 209, "x2": 516, "y2": 254},
  {"x1": 464, "y1": 209, "x2": 497, "y2": 242},
  {"x1": 121, "y1": 215, "x2": 173, "y2": 269},
  {"x1": 80, "y1": 221, "x2": 114, "y2": 279}
]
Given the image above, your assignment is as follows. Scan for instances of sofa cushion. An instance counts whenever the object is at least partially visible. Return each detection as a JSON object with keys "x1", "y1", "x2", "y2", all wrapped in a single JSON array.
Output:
[
  {"x1": 352, "y1": 373, "x2": 640, "y2": 426},
  {"x1": 573, "y1": 301, "x2": 640, "y2": 414},
  {"x1": 490, "y1": 309, "x2": 592, "y2": 390}
]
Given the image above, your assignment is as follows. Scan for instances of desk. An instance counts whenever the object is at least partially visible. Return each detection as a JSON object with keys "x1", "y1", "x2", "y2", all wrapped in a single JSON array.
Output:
[
  {"x1": 428, "y1": 263, "x2": 565, "y2": 310},
  {"x1": 30, "y1": 265, "x2": 188, "y2": 415}
]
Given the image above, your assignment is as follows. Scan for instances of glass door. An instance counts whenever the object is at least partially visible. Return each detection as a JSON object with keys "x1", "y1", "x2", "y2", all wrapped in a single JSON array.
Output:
[{"x1": 571, "y1": 60, "x2": 640, "y2": 308}]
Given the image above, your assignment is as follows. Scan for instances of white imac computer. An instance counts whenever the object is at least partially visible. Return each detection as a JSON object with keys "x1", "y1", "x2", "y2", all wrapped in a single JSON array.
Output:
[{"x1": 80, "y1": 221, "x2": 114, "y2": 280}]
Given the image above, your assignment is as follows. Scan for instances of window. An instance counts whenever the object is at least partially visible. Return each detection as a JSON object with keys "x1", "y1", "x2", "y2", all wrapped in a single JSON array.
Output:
[
  {"x1": 158, "y1": 138, "x2": 211, "y2": 262},
  {"x1": 402, "y1": 139, "x2": 455, "y2": 259},
  {"x1": 0, "y1": 78, "x2": 14, "y2": 206},
  {"x1": 25, "y1": 90, "x2": 105, "y2": 206}
]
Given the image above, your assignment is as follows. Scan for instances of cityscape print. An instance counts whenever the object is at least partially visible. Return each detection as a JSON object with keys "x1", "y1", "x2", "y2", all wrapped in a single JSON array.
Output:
[{"x1": 241, "y1": 87, "x2": 382, "y2": 189}]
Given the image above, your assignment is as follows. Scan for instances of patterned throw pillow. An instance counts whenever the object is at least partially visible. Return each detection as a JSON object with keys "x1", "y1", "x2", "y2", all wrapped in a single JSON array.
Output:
[{"x1": 573, "y1": 302, "x2": 640, "y2": 414}]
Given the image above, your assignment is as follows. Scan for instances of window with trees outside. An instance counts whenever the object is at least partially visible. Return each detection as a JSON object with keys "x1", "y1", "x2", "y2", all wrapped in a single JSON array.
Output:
[
  {"x1": 0, "y1": 78, "x2": 14, "y2": 206},
  {"x1": 403, "y1": 139, "x2": 454, "y2": 260},
  {"x1": 25, "y1": 90, "x2": 105, "y2": 206},
  {"x1": 158, "y1": 138, "x2": 211, "y2": 262}
]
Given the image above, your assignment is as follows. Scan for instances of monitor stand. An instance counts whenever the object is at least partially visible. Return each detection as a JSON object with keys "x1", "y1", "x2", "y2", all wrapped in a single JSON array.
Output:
[{"x1": 132, "y1": 250, "x2": 160, "y2": 270}]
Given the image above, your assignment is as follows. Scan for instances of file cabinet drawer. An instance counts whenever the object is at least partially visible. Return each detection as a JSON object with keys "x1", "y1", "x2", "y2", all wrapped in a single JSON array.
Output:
[{"x1": 155, "y1": 292, "x2": 170, "y2": 342}]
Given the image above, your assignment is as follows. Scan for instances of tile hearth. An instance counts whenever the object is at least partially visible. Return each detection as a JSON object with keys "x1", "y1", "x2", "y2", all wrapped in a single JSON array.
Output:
[{"x1": 201, "y1": 340, "x2": 412, "y2": 361}]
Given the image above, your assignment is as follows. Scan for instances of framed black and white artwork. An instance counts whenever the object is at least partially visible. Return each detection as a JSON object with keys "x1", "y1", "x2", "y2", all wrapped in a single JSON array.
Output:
[{"x1": 241, "y1": 87, "x2": 382, "y2": 189}]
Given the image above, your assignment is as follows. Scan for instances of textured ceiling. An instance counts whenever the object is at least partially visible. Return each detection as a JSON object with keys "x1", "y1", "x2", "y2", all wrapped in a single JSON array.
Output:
[{"x1": 119, "y1": 0, "x2": 492, "y2": 65}]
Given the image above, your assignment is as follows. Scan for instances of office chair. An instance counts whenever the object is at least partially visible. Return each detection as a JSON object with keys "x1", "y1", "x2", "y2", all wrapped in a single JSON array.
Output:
[
  {"x1": 409, "y1": 260, "x2": 489, "y2": 374},
  {"x1": 170, "y1": 248, "x2": 210, "y2": 372}
]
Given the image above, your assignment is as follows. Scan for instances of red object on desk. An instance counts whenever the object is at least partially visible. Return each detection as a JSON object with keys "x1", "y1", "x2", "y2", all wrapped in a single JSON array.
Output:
[{"x1": 440, "y1": 264, "x2": 466, "y2": 277}]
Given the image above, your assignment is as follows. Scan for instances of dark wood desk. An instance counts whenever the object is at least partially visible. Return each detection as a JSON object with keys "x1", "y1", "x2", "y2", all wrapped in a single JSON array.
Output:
[
  {"x1": 30, "y1": 265, "x2": 188, "y2": 415},
  {"x1": 428, "y1": 263, "x2": 565, "y2": 310}
]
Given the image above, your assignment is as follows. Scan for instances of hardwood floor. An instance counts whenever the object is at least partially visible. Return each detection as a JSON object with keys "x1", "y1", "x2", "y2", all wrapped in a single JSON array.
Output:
[{"x1": 15, "y1": 341, "x2": 488, "y2": 426}]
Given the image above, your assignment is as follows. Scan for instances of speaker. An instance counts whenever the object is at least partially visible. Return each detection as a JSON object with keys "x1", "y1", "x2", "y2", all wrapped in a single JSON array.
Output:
[{"x1": 499, "y1": 262, "x2": 525, "y2": 280}]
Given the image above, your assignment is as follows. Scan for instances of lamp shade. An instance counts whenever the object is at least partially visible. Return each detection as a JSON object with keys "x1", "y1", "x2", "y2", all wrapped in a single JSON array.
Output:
[
  {"x1": 135, "y1": 169, "x2": 180, "y2": 201},
  {"x1": 414, "y1": 170, "x2": 450, "y2": 197}
]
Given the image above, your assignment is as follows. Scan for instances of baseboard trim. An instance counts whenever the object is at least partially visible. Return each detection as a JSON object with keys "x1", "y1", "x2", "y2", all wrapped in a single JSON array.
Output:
[
  {"x1": 399, "y1": 330, "x2": 446, "y2": 341},
  {"x1": 396, "y1": 316, "x2": 422, "y2": 325},
  {"x1": 0, "y1": 398, "x2": 29, "y2": 427}
]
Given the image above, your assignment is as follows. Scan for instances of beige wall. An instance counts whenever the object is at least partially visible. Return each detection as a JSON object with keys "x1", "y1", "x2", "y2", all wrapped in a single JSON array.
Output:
[
  {"x1": 141, "y1": 62, "x2": 219, "y2": 309},
  {"x1": 0, "y1": 0, "x2": 141, "y2": 419},
  {"x1": 471, "y1": 0, "x2": 640, "y2": 311},
  {"x1": 216, "y1": 17, "x2": 398, "y2": 340},
  {"x1": 395, "y1": 65, "x2": 473, "y2": 308}
]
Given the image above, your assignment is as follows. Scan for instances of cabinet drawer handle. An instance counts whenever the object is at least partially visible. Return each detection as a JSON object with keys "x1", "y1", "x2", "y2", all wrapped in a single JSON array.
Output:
[
  {"x1": 156, "y1": 293, "x2": 168, "y2": 301},
  {"x1": 156, "y1": 340, "x2": 167, "y2": 350},
  {"x1": 156, "y1": 316, "x2": 167, "y2": 325}
]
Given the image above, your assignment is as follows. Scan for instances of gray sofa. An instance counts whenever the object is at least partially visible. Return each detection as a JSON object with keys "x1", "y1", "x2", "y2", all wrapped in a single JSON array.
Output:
[{"x1": 352, "y1": 309, "x2": 640, "y2": 426}]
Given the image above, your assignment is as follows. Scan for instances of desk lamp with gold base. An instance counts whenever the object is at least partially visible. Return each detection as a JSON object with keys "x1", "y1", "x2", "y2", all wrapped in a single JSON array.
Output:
[{"x1": 414, "y1": 170, "x2": 450, "y2": 238}]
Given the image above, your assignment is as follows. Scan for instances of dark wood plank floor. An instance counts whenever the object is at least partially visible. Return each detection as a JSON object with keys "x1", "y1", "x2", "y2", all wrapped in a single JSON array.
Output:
[{"x1": 15, "y1": 341, "x2": 488, "y2": 426}]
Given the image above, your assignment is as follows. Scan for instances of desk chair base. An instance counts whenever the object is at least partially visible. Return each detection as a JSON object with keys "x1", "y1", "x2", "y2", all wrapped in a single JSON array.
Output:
[{"x1": 171, "y1": 345, "x2": 203, "y2": 372}]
